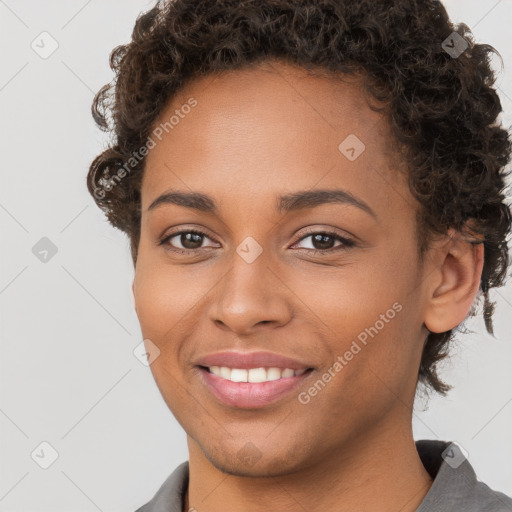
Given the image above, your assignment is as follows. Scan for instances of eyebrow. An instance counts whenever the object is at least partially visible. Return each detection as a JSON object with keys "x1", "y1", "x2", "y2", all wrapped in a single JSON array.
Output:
[{"x1": 147, "y1": 188, "x2": 377, "y2": 219}]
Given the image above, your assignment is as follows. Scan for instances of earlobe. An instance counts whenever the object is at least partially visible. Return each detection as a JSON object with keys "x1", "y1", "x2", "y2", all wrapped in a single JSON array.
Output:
[{"x1": 423, "y1": 230, "x2": 484, "y2": 334}]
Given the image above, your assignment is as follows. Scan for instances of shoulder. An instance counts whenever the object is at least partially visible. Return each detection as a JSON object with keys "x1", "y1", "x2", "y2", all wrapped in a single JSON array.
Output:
[
  {"x1": 469, "y1": 481, "x2": 512, "y2": 512},
  {"x1": 134, "y1": 461, "x2": 189, "y2": 512},
  {"x1": 416, "y1": 440, "x2": 512, "y2": 512}
]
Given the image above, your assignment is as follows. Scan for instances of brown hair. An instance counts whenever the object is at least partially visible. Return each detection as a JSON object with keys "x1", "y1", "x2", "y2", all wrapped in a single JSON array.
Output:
[{"x1": 87, "y1": 0, "x2": 512, "y2": 394}]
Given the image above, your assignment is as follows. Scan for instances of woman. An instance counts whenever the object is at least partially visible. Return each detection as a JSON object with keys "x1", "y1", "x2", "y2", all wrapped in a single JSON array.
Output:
[{"x1": 87, "y1": 0, "x2": 512, "y2": 510}]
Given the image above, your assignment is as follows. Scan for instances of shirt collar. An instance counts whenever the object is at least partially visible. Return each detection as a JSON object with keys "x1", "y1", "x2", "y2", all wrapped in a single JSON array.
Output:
[{"x1": 136, "y1": 440, "x2": 509, "y2": 512}]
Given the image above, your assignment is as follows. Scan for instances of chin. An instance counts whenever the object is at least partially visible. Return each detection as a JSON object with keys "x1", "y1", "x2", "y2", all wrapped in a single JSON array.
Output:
[{"x1": 199, "y1": 437, "x2": 311, "y2": 478}]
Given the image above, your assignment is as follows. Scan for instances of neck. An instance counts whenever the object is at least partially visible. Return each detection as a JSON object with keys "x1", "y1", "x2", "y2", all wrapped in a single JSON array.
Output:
[{"x1": 184, "y1": 419, "x2": 433, "y2": 512}]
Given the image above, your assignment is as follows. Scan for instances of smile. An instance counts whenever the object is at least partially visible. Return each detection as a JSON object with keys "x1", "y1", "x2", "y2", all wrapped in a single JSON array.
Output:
[
  {"x1": 206, "y1": 366, "x2": 308, "y2": 383},
  {"x1": 197, "y1": 365, "x2": 313, "y2": 408}
]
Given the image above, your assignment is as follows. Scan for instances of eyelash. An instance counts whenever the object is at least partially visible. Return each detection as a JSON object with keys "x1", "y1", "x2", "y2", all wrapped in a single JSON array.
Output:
[{"x1": 158, "y1": 228, "x2": 355, "y2": 256}]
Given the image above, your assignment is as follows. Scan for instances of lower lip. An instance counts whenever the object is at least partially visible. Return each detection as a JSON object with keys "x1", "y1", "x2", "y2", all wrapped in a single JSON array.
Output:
[{"x1": 198, "y1": 367, "x2": 312, "y2": 408}]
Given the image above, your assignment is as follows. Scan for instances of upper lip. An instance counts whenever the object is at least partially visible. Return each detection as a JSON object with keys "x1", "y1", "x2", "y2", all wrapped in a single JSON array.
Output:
[{"x1": 194, "y1": 351, "x2": 313, "y2": 370}]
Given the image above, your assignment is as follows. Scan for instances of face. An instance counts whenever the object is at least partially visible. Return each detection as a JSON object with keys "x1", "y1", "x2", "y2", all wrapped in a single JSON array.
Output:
[{"x1": 132, "y1": 60, "x2": 432, "y2": 477}]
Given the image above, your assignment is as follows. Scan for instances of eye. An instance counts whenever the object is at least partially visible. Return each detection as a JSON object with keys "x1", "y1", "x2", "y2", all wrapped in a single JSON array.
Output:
[
  {"x1": 291, "y1": 230, "x2": 355, "y2": 254},
  {"x1": 158, "y1": 228, "x2": 355, "y2": 255},
  {"x1": 159, "y1": 229, "x2": 219, "y2": 253}
]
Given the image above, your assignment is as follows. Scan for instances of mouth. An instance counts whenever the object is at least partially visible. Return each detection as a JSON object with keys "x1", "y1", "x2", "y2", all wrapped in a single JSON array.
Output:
[{"x1": 197, "y1": 365, "x2": 314, "y2": 408}]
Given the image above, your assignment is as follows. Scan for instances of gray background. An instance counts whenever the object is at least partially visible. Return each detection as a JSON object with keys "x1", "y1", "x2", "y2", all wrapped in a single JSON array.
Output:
[{"x1": 0, "y1": 1, "x2": 511, "y2": 510}]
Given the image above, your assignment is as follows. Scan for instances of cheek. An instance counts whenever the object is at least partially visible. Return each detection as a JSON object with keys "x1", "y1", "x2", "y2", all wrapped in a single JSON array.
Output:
[
  {"x1": 133, "y1": 255, "x2": 213, "y2": 338},
  {"x1": 290, "y1": 258, "x2": 404, "y2": 343},
  {"x1": 290, "y1": 249, "x2": 420, "y2": 397},
  {"x1": 132, "y1": 258, "x2": 206, "y2": 414}
]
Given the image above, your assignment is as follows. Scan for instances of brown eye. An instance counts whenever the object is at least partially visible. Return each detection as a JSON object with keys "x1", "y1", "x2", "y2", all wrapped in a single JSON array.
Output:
[
  {"x1": 310, "y1": 233, "x2": 336, "y2": 250},
  {"x1": 159, "y1": 229, "x2": 219, "y2": 252},
  {"x1": 176, "y1": 232, "x2": 204, "y2": 250},
  {"x1": 293, "y1": 231, "x2": 355, "y2": 253}
]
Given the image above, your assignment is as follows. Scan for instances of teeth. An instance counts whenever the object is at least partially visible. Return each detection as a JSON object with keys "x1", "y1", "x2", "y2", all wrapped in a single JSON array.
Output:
[
  {"x1": 230, "y1": 369, "x2": 247, "y2": 382},
  {"x1": 281, "y1": 368, "x2": 295, "y2": 378},
  {"x1": 248, "y1": 367, "x2": 267, "y2": 383},
  {"x1": 219, "y1": 366, "x2": 231, "y2": 379},
  {"x1": 267, "y1": 367, "x2": 282, "y2": 381},
  {"x1": 208, "y1": 366, "x2": 307, "y2": 382}
]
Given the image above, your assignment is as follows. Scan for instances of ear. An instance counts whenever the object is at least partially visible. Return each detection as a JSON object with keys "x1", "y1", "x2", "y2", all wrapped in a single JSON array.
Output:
[{"x1": 423, "y1": 228, "x2": 484, "y2": 334}]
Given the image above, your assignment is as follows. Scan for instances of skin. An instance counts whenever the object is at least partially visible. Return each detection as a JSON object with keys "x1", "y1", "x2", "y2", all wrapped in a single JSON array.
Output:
[{"x1": 131, "y1": 59, "x2": 484, "y2": 512}]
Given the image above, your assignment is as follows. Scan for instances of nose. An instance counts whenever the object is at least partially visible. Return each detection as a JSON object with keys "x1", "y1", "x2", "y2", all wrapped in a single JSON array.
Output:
[{"x1": 209, "y1": 249, "x2": 293, "y2": 336}]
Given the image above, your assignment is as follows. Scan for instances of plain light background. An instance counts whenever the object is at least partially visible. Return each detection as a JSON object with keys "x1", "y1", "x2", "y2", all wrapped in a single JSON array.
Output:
[{"x1": 0, "y1": 1, "x2": 511, "y2": 511}]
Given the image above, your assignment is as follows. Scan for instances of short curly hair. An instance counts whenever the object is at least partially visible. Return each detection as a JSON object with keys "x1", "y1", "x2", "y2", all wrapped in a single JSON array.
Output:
[{"x1": 87, "y1": 0, "x2": 512, "y2": 394}]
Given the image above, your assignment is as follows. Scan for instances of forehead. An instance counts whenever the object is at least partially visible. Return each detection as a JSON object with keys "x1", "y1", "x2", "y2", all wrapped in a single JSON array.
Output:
[
  {"x1": 141, "y1": 59, "x2": 410, "y2": 218},
  {"x1": 149, "y1": 59, "x2": 389, "y2": 149}
]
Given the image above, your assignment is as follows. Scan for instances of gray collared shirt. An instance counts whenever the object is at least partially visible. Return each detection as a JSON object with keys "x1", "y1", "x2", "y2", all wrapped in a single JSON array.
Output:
[{"x1": 135, "y1": 440, "x2": 512, "y2": 512}]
